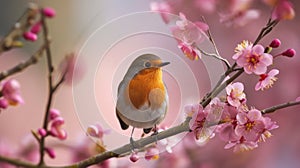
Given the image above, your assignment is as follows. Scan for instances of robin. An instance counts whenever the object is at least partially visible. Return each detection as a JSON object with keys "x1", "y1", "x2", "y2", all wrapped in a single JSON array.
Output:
[{"x1": 116, "y1": 54, "x2": 169, "y2": 141}]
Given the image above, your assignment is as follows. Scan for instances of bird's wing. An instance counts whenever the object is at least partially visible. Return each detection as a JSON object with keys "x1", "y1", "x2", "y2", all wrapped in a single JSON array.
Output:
[{"x1": 116, "y1": 108, "x2": 129, "y2": 130}]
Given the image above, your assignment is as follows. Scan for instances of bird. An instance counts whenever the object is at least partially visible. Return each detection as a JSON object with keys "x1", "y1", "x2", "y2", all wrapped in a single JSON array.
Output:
[{"x1": 116, "y1": 54, "x2": 169, "y2": 141}]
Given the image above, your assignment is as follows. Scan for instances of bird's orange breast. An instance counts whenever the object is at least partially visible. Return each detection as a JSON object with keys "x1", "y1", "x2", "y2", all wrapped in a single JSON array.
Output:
[{"x1": 128, "y1": 68, "x2": 165, "y2": 109}]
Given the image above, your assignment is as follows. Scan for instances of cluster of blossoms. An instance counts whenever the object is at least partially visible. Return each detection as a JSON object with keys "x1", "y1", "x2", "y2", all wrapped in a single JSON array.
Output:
[
  {"x1": 151, "y1": 0, "x2": 295, "y2": 26},
  {"x1": 37, "y1": 109, "x2": 67, "y2": 159},
  {"x1": 233, "y1": 39, "x2": 295, "y2": 91},
  {"x1": 23, "y1": 7, "x2": 56, "y2": 42},
  {"x1": 186, "y1": 82, "x2": 279, "y2": 152},
  {"x1": 171, "y1": 13, "x2": 208, "y2": 61},
  {"x1": 0, "y1": 79, "x2": 24, "y2": 110}
]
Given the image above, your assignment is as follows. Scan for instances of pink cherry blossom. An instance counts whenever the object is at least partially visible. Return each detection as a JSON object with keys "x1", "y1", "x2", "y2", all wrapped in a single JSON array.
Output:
[
  {"x1": 59, "y1": 53, "x2": 85, "y2": 85},
  {"x1": 218, "y1": 0, "x2": 260, "y2": 27},
  {"x1": 226, "y1": 82, "x2": 246, "y2": 108},
  {"x1": 156, "y1": 126, "x2": 179, "y2": 153},
  {"x1": 184, "y1": 103, "x2": 202, "y2": 117},
  {"x1": 255, "y1": 69, "x2": 279, "y2": 91},
  {"x1": 172, "y1": 13, "x2": 208, "y2": 45},
  {"x1": 150, "y1": 1, "x2": 172, "y2": 24},
  {"x1": 171, "y1": 13, "x2": 208, "y2": 61},
  {"x1": 220, "y1": 9, "x2": 260, "y2": 27},
  {"x1": 224, "y1": 136, "x2": 258, "y2": 153},
  {"x1": 233, "y1": 42, "x2": 273, "y2": 75},
  {"x1": 218, "y1": 123, "x2": 240, "y2": 142},
  {"x1": 145, "y1": 147, "x2": 160, "y2": 160},
  {"x1": 1, "y1": 79, "x2": 24, "y2": 106},
  {"x1": 296, "y1": 97, "x2": 300, "y2": 102},
  {"x1": 235, "y1": 109, "x2": 265, "y2": 141},
  {"x1": 49, "y1": 117, "x2": 67, "y2": 140},
  {"x1": 86, "y1": 123, "x2": 110, "y2": 139},
  {"x1": 189, "y1": 105, "x2": 215, "y2": 144},
  {"x1": 217, "y1": 105, "x2": 239, "y2": 142},
  {"x1": 194, "y1": 0, "x2": 216, "y2": 13},
  {"x1": 178, "y1": 42, "x2": 201, "y2": 60},
  {"x1": 271, "y1": 0, "x2": 295, "y2": 20},
  {"x1": 259, "y1": 117, "x2": 279, "y2": 142},
  {"x1": 205, "y1": 97, "x2": 225, "y2": 123}
]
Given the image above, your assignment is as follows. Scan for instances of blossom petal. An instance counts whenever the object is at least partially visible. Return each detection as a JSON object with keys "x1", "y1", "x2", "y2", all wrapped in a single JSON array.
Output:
[
  {"x1": 248, "y1": 109, "x2": 262, "y2": 121},
  {"x1": 260, "y1": 53, "x2": 273, "y2": 66}
]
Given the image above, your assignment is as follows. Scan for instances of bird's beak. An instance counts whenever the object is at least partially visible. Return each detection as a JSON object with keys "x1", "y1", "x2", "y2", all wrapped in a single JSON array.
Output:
[{"x1": 158, "y1": 62, "x2": 170, "y2": 67}]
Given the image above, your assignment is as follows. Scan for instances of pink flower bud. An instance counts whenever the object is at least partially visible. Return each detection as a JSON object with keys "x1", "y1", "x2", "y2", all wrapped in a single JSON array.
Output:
[
  {"x1": 0, "y1": 99, "x2": 8, "y2": 109},
  {"x1": 49, "y1": 109, "x2": 60, "y2": 120},
  {"x1": 2, "y1": 79, "x2": 24, "y2": 106},
  {"x1": 38, "y1": 128, "x2": 47, "y2": 137},
  {"x1": 45, "y1": 148, "x2": 56, "y2": 159},
  {"x1": 282, "y1": 48, "x2": 296, "y2": 57},
  {"x1": 269, "y1": 39, "x2": 281, "y2": 48},
  {"x1": 30, "y1": 22, "x2": 41, "y2": 34},
  {"x1": 130, "y1": 152, "x2": 139, "y2": 162},
  {"x1": 50, "y1": 117, "x2": 67, "y2": 140},
  {"x1": 23, "y1": 32, "x2": 37, "y2": 41},
  {"x1": 43, "y1": 7, "x2": 56, "y2": 18}
]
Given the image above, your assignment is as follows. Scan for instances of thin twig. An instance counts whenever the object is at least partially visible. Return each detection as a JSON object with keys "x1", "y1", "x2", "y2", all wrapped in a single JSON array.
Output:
[
  {"x1": 200, "y1": 16, "x2": 230, "y2": 69},
  {"x1": 0, "y1": 4, "x2": 39, "y2": 54},
  {"x1": 198, "y1": 47, "x2": 231, "y2": 68},
  {"x1": 0, "y1": 155, "x2": 36, "y2": 168},
  {"x1": 38, "y1": 8, "x2": 55, "y2": 166},
  {"x1": 0, "y1": 44, "x2": 46, "y2": 81},
  {"x1": 262, "y1": 101, "x2": 300, "y2": 114}
]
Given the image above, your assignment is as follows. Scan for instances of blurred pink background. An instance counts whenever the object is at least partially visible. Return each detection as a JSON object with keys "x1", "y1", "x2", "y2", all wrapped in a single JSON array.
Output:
[{"x1": 0, "y1": 0, "x2": 300, "y2": 167}]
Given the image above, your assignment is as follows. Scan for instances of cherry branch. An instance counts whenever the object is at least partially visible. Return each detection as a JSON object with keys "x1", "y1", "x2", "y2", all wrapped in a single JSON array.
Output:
[
  {"x1": 37, "y1": 8, "x2": 63, "y2": 166},
  {"x1": 197, "y1": 47, "x2": 231, "y2": 68},
  {"x1": 262, "y1": 100, "x2": 300, "y2": 114},
  {"x1": 0, "y1": 3, "x2": 39, "y2": 54},
  {"x1": 2, "y1": 99, "x2": 299, "y2": 167},
  {"x1": 0, "y1": 44, "x2": 46, "y2": 81}
]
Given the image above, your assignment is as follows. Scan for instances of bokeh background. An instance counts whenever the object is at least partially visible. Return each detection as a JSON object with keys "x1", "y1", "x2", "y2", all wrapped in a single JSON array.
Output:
[{"x1": 0, "y1": 0, "x2": 300, "y2": 167}]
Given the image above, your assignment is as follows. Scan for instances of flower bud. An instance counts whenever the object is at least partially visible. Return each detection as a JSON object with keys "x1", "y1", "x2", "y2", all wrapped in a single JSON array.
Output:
[
  {"x1": 282, "y1": 48, "x2": 296, "y2": 57},
  {"x1": 43, "y1": 7, "x2": 56, "y2": 18},
  {"x1": 23, "y1": 32, "x2": 37, "y2": 41},
  {"x1": 269, "y1": 39, "x2": 281, "y2": 48}
]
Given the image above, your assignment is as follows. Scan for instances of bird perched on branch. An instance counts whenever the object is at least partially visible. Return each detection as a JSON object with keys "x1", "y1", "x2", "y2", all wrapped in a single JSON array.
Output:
[{"x1": 116, "y1": 54, "x2": 169, "y2": 142}]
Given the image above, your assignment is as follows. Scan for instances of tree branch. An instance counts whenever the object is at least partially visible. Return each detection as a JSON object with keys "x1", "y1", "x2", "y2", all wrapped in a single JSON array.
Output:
[
  {"x1": 0, "y1": 44, "x2": 46, "y2": 81},
  {"x1": 0, "y1": 3, "x2": 39, "y2": 54},
  {"x1": 262, "y1": 100, "x2": 300, "y2": 114},
  {"x1": 198, "y1": 47, "x2": 231, "y2": 69},
  {"x1": 38, "y1": 8, "x2": 55, "y2": 166},
  {"x1": 0, "y1": 155, "x2": 36, "y2": 168}
]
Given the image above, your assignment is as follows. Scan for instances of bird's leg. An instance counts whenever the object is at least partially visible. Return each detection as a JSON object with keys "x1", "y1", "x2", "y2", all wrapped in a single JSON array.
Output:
[
  {"x1": 151, "y1": 125, "x2": 159, "y2": 144},
  {"x1": 130, "y1": 127, "x2": 135, "y2": 151}
]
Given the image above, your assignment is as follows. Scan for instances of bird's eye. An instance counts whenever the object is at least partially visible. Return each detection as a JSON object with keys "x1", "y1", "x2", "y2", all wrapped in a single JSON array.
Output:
[{"x1": 144, "y1": 62, "x2": 151, "y2": 68}]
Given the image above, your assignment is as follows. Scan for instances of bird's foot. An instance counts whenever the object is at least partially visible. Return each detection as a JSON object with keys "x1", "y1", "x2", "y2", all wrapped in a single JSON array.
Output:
[
  {"x1": 130, "y1": 136, "x2": 135, "y2": 151},
  {"x1": 150, "y1": 130, "x2": 159, "y2": 144}
]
